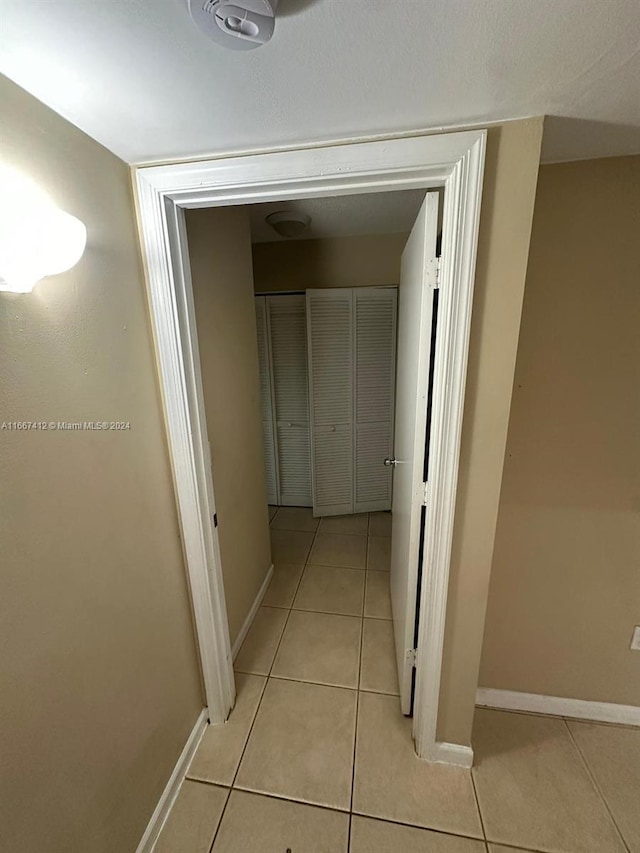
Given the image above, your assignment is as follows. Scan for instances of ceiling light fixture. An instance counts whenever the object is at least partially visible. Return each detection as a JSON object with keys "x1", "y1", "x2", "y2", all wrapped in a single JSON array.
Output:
[
  {"x1": 189, "y1": 0, "x2": 278, "y2": 50},
  {"x1": 0, "y1": 165, "x2": 87, "y2": 294},
  {"x1": 265, "y1": 211, "x2": 311, "y2": 239}
]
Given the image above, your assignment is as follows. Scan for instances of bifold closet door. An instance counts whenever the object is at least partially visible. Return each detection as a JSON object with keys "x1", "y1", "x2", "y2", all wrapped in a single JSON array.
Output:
[
  {"x1": 268, "y1": 295, "x2": 312, "y2": 507},
  {"x1": 254, "y1": 296, "x2": 278, "y2": 504},
  {"x1": 354, "y1": 287, "x2": 397, "y2": 512},
  {"x1": 306, "y1": 289, "x2": 354, "y2": 516},
  {"x1": 306, "y1": 287, "x2": 397, "y2": 516}
]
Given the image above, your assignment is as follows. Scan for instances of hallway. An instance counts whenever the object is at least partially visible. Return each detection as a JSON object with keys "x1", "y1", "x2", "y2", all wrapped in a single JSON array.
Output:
[{"x1": 152, "y1": 509, "x2": 638, "y2": 853}]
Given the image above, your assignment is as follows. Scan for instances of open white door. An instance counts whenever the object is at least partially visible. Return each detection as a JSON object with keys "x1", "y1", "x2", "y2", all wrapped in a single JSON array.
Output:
[{"x1": 390, "y1": 192, "x2": 439, "y2": 714}]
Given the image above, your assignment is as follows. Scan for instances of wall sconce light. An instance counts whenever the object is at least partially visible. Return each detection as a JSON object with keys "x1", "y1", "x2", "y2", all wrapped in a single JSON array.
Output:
[{"x1": 0, "y1": 164, "x2": 87, "y2": 294}]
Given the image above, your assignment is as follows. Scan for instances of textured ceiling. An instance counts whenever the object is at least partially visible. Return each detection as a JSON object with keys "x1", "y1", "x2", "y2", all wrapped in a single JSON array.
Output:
[
  {"x1": 248, "y1": 190, "x2": 426, "y2": 243},
  {"x1": 1, "y1": 0, "x2": 639, "y2": 165}
]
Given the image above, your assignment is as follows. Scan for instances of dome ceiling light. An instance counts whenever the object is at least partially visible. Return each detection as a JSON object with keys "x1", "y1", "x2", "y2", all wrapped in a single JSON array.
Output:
[{"x1": 265, "y1": 211, "x2": 311, "y2": 239}]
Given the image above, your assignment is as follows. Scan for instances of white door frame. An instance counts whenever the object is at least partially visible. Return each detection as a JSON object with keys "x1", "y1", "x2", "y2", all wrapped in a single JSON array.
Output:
[{"x1": 133, "y1": 129, "x2": 486, "y2": 766}]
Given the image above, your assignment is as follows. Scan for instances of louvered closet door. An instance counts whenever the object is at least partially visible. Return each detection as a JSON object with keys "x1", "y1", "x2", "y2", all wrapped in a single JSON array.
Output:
[
  {"x1": 255, "y1": 297, "x2": 279, "y2": 504},
  {"x1": 268, "y1": 295, "x2": 312, "y2": 507},
  {"x1": 354, "y1": 287, "x2": 397, "y2": 512},
  {"x1": 307, "y1": 289, "x2": 354, "y2": 516}
]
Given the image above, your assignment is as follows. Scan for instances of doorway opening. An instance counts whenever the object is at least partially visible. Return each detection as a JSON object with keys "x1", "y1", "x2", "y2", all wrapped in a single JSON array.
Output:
[
  {"x1": 134, "y1": 130, "x2": 486, "y2": 768},
  {"x1": 186, "y1": 186, "x2": 441, "y2": 727}
]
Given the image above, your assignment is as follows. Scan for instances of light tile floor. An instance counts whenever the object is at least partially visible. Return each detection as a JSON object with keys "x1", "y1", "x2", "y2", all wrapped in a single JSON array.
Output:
[{"x1": 154, "y1": 508, "x2": 639, "y2": 853}]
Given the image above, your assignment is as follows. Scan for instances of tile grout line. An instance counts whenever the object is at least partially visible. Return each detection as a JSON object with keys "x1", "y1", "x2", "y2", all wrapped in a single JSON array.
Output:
[
  {"x1": 272, "y1": 513, "x2": 368, "y2": 853},
  {"x1": 204, "y1": 672, "x2": 271, "y2": 851},
  {"x1": 230, "y1": 784, "x2": 353, "y2": 815},
  {"x1": 469, "y1": 764, "x2": 489, "y2": 849},
  {"x1": 205, "y1": 784, "x2": 232, "y2": 853},
  {"x1": 469, "y1": 835, "x2": 613, "y2": 853},
  {"x1": 206, "y1": 514, "x2": 322, "y2": 852},
  {"x1": 217, "y1": 514, "x2": 389, "y2": 853},
  {"x1": 347, "y1": 543, "x2": 367, "y2": 853},
  {"x1": 242, "y1": 672, "x2": 398, "y2": 698},
  {"x1": 562, "y1": 719, "x2": 631, "y2": 853},
  {"x1": 262, "y1": 514, "x2": 319, "y2": 681},
  {"x1": 348, "y1": 809, "x2": 493, "y2": 846}
]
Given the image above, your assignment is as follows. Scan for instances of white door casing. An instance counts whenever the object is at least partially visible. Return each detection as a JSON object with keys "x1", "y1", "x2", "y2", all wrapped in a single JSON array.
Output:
[
  {"x1": 133, "y1": 130, "x2": 485, "y2": 765},
  {"x1": 390, "y1": 193, "x2": 439, "y2": 714}
]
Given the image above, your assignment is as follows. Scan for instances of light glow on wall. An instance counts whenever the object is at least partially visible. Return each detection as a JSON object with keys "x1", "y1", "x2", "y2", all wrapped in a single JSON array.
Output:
[{"x1": 0, "y1": 164, "x2": 87, "y2": 294}]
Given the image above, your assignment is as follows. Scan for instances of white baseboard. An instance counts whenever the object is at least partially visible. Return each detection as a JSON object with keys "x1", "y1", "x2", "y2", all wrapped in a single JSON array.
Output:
[
  {"x1": 135, "y1": 709, "x2": 209, "y2": 853},
  {"x1": 476, "y1": 688, "x2": 640, "y2": 727},
  {"x1": 424, "y1": 741, "x2": 474, "y2": 769},
  {"x1": 231, "y1": 563, "x2": 274, "y2": 661}
]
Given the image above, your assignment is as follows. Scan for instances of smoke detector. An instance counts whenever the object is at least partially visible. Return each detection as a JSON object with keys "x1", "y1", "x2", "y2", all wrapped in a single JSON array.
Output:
[
  {"x1": 189, "y1": 0, "x2": 278, "y2": 50},
  {"x1": 266, "y1": 211, "x2": 311, "y2": 238}
]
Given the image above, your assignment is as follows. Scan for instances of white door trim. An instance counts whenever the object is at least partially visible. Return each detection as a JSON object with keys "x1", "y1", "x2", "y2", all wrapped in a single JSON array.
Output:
[{"x1": 133, "y1": 129, "x2": 486, "y2": 761}]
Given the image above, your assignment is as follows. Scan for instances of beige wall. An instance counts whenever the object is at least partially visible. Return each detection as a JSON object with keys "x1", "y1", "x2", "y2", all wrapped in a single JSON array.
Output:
[
  {"x1": 186, "y1": 206, "x2": 272, "y2": 646},
  {"x1": 0, "y1": 77, "x2": 203, "y2": 852},
  {"x1": 437, "y1": 117, "x2": 545, "y2": 744},
  {"x1": 252, "y1": 232, "x2": 407, "y2": 291},
  {"x1": 479, "y1": 156, "x2": 640, "y2": 706}
]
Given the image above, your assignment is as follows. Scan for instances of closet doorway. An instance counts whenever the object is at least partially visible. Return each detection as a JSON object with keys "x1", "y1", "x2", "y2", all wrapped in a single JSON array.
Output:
[
  {"x1": 256, "y1": 287, "x2": 397, "y2": 515},
  {"x1": 134, "y1": 130, "x2": 486, "y2": 765}
]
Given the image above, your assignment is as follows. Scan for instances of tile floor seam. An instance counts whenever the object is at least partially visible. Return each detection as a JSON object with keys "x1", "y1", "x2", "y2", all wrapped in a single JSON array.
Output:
[
  {"x1": 349, "y1": 810, "x2": 499, "y2": 846},
  {"x1": 562, "y1": 718, "x2": 632, "y2": 853},
  {"x1": 225, "y1": 524, "x2": 318, "y2": 822},
  {"x1": 304, "y1": 563, "x2": 366, "y2": 572},
  {"x1": 265, "y1": 517, "x2": 322, "y2": 680},
  {"x1": 204, "y1": 783, "x2": 231, "y2": 853},
  {"x1": 219, "y1": 586, "x2": 297, "y2": 847},
  {"x1": 347, "y1": 611, "x2": 365, "y2": 853},
  {"x1": 255, "y1": 676, "x2": 406, "y2": 697},
  {"x1": 479, "y1": 843, "x2": 546, "y2": 853},
  {"x1": 230, "y1": 784, "x2": 351, "y2": 815},
  {"x1": 267, "y1": 673, "x2": 359, "y2": 691},
  {"x1": 290, "y1": 606, "x2": 366, "y2": 619},
  {"x1": 301, "y1": 567, "x2": 368, "y2": 573},
  {"x1": 226, "y1": 676, "x2": 270, "y2": 789},
  {"x1": 479, "y1": 841, "x2": 575, "y2": 853},
  {"x1": 317, "y1": 529, "x2": 370, "y2": 538},
  {"x1": 469, "y1": 764, "x2": 488, "y2": 843},
  {"x1": 198, "y1": 674, "x2": 271, "y2": 849}
]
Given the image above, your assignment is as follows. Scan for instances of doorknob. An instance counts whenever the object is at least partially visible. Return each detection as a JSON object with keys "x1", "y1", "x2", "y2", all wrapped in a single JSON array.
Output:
[{"x1": 384, "y1": 458, "x2": 397, "y2": 467}]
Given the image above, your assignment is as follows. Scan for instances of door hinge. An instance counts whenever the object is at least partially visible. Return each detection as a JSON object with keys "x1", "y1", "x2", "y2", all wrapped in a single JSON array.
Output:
[
  {"x1": 422, "y1": 481, "x2": 429, "y2": 506},
  {"x1": 435, "y1": 256, "x2": 442, "y2": 289},
  {"x1": 406, "y1": 648, "x2": 417, "y2": 668}
]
